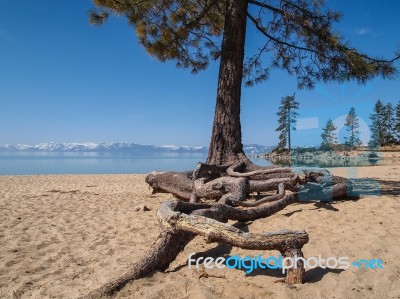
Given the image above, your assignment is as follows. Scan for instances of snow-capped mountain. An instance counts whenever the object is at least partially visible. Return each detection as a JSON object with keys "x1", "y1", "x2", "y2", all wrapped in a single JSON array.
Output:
[
  {"x1": 0, "y1": 142, "x2": 274, "y2": 155},
  {"x1": 243, "y1": 144, "x2": 275, "y2": 155},
  {"x1": 0, "y1": 142, "x2": 207, "y2": 153}
]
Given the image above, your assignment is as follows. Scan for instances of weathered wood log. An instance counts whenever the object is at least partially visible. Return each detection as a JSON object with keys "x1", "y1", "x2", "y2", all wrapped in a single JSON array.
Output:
[
  {"x1": 236, "y1": 183, "x2": 285, "y2": 207},
  {"x1": 171, "y1": 194, "x2": 299, "y2": 223},
  {"x1": 249, "y1": 177, "x2": 298, "y2": 193},
  {"x1": 158, "y1": 202, "x2": 308, "y2": 284},
  {"x1": 158, "y1": 200, "x2": 308, "y2": 251},
  {"x1": 145, "y1": 171, "x2": 194, "y2": 200},
  {"x1": 283, "y1": 247, "x2": 306, "y2": 284},
  {"x1": 194, "y1": 176, "x2": 248, "y2": 204}
]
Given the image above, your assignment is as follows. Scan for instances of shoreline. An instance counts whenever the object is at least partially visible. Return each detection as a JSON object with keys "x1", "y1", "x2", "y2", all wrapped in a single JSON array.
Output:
[{"x1": 260, "y1": 148, "x2": 400, "y2": 167}]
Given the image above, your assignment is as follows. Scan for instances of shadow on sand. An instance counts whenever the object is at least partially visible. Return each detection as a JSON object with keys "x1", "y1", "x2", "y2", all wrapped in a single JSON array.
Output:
[
  {"x1": 168, "y1": 178, "x2": 399, "y2": 276},
  {"x1": 349, "y1": 178, "x2": 399, "y2": 197}
]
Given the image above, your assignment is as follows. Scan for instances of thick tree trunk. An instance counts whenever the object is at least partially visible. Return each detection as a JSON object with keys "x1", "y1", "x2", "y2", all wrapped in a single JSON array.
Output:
[{"x1": 207, "y1": 0, "x2": 249, "y2": 165}]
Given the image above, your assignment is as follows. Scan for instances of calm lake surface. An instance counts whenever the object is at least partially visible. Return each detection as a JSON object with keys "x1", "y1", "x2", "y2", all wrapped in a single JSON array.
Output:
[{"x1": 0, "y1": 152, "x2": 273, "y2": 175}]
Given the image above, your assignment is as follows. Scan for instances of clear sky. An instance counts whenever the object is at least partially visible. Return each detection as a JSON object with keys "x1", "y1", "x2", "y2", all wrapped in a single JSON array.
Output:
[{"x1": 0, "y1": 0, "x2": 399, "y2": 147}]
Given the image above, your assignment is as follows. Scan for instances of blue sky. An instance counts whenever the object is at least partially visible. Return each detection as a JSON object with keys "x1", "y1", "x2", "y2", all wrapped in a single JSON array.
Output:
[{"x1": 0, "y1": 0, "x2": 399, "y2": 147}]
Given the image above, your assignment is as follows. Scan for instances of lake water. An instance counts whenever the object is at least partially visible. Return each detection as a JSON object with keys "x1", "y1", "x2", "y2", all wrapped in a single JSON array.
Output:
[{"x1": 0, "y1": 152, "x2": 273, "y2": 175}]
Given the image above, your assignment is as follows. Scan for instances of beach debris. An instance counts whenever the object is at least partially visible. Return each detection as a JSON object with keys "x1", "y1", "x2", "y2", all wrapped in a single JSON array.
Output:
[
  {"x1": 12, "y1": 290, "x2": 20, "y2": 299},
  {"x1": 197, "y1": 267, "x2": 225, "y2": 279},
  {"x1": 133, "y1": 205, "x2": 150, "y2": 212}
]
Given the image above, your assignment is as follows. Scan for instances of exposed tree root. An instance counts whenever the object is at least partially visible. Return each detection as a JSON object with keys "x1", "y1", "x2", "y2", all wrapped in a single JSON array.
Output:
[
  {"x1": 82, "y1": 231, "x2": 195, "y2": 299},
  {"x1": 82, "y1": 195, "x2": 309, "y2": 298},
  {"x1": 226, "y1": 161, "x2": 292, "y2": 178},
  {"x1": 235, "y1": 182, "x2": 286, "y2": 207},
  {"x1": 146, "y1": 164, "x2": 352, "y2": 203},
  {"x1": 82, "y1": 161, "x2": 354, "y2": 298}
]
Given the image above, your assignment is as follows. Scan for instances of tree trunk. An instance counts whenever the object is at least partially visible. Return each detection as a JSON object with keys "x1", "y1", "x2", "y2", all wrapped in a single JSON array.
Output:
[{"x1": 207, "y1": 0, "x2": 248, "y2": 165}]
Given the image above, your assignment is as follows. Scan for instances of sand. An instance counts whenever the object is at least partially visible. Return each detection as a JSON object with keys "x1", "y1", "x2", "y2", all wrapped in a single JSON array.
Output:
[{"x1": 0, "y1": 166, "x2": 399, "y2": 299}]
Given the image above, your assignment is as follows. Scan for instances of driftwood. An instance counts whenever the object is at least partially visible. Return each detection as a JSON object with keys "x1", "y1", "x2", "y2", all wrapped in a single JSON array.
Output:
[{"x1": 82, "y1": 162, "x2": 353, "y2": 298}]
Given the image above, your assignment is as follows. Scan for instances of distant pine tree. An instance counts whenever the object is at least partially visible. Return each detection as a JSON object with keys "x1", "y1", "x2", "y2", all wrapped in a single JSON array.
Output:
[
  {"x1": 275, "y1": 94, "x2": 299, "y2": 153},
  {"x1": 344, "y1": 107, "x2": 361, "y2": 147},
  {"x1": 368, "y1": 99, "x2": 399, "y2": 147},
  {"x1": 320, "y1": 119, "x2": 338, "y2": 150},
  {"x1": 368, "y1": 112, "x2": 380, "y2": 149},
  {"x1": 396, "y1": 101, "x2": 400, "y2": 143},
  {"x1": 369, "y1": 100, "x2": 385, "y2": 147},
  {"x1": 382, "y1": 103, "x2": 396, "y2": 145}
]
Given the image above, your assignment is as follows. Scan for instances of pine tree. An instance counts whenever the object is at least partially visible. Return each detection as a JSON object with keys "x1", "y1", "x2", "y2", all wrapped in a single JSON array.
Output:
[
  {"x1": 375, "y1": 100, "x2": 385, "y2": 146},
  {"x1": 90, "y1": 0, "x2": 400, "y2": 165},
  {"x1": 344, "y1": 107, "x2": 361, "y2": 147},
  {"x1": 275, "y1": 94, "x2": 299, "y2": 153},
  {"x1": 382, "y1": 103, "x2": 396, "y2": 145},
  {"x1": 368, "y1": 113, "x2": 380, "y2": 149},
  {"x1": 321, "y1": 119, "x2": 338, "y2": 150},
  {"x1": 396, "y1": 101, "x2": 400, "y2": 143},
  {"x1": 369, "y1": 100, "x2": 387, "y2": 147}
]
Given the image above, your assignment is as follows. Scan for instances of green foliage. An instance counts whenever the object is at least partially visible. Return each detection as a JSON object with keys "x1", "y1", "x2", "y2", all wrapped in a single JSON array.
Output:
[
  {"x1": 396, "y1": 102, "x2": 400, "y2": 142},
  {"x1": 368, "y1": 112, "x2": 380, "y2": 149},
  {"x1": 382, "y1": 103, "x2": 396, "y2": 145},
  {"x1": 271, "y1": 147, "x2": 289, "y2": 155},
  {"x1": 320, "y1": 118, "x2": 337, "y2": 150},
  {"x1": 369, "y1": 100, "x2": 400, "y2": 147},
  {"x1": 90, "y1": 0, "x2": 224, "y2": 73},
  {"x1": 275, "y1": 94, "x2": 299, "y2": 151},
  {"x1": 344, "y1": 107, "x2": 361, "y2": 147},
  {"x1": 89, "y1": 0, "x2": 399, "y2": 88},
  {"x1": 292, "y1": 146, "x2": 317, "y2": 154},
  {"x1": 328, "y1": 143, "x2": 353, "y2": 152},
  {"x1": 319, "y1": 143, "x2": 331, "y2": 152},
  {"x1": 369, "y1": 100, "x2": 384, "y2": 148},
  {"x1": 88, "y1": 9, "x2": 109, "y2": 25}
]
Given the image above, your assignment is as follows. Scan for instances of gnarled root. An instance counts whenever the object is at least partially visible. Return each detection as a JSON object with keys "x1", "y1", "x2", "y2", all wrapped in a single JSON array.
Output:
[
  {"x1": 82, "y1": 196, "x2": 308, "y2": 298},
  {"x1": 158, "y1": 200, "x2": 308, "y2": 285},
  {"x1": 236, "y1": 182, "x2": 286, "y2": 207},
  {"x1": 146, "y1": 164, "x2": 353, "y2": 203}
]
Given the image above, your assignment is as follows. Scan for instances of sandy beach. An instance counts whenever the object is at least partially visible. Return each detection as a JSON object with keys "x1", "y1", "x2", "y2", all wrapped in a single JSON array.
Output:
[{"x1": 1, "y1": 165, "x2": 399, "y2": 299}]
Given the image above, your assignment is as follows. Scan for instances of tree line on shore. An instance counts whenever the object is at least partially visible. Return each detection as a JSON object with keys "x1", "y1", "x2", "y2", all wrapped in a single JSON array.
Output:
[{"x1": 275, "y1": 95, "x2": 400, "y2": 153}]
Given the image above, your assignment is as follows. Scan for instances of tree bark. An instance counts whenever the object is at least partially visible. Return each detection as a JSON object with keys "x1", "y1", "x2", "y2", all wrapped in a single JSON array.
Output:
[{"x1": 207, "y1": 0, "x2": 249, "y2": 165}]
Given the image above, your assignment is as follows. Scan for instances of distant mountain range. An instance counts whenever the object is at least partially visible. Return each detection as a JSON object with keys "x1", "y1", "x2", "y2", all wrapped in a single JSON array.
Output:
[
  {"x1": 0, "y1": 142, "x2": 275, "y2": 155},
  {"x1": 243, "y1": 144, "x2": 275, "y2": 155}
]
